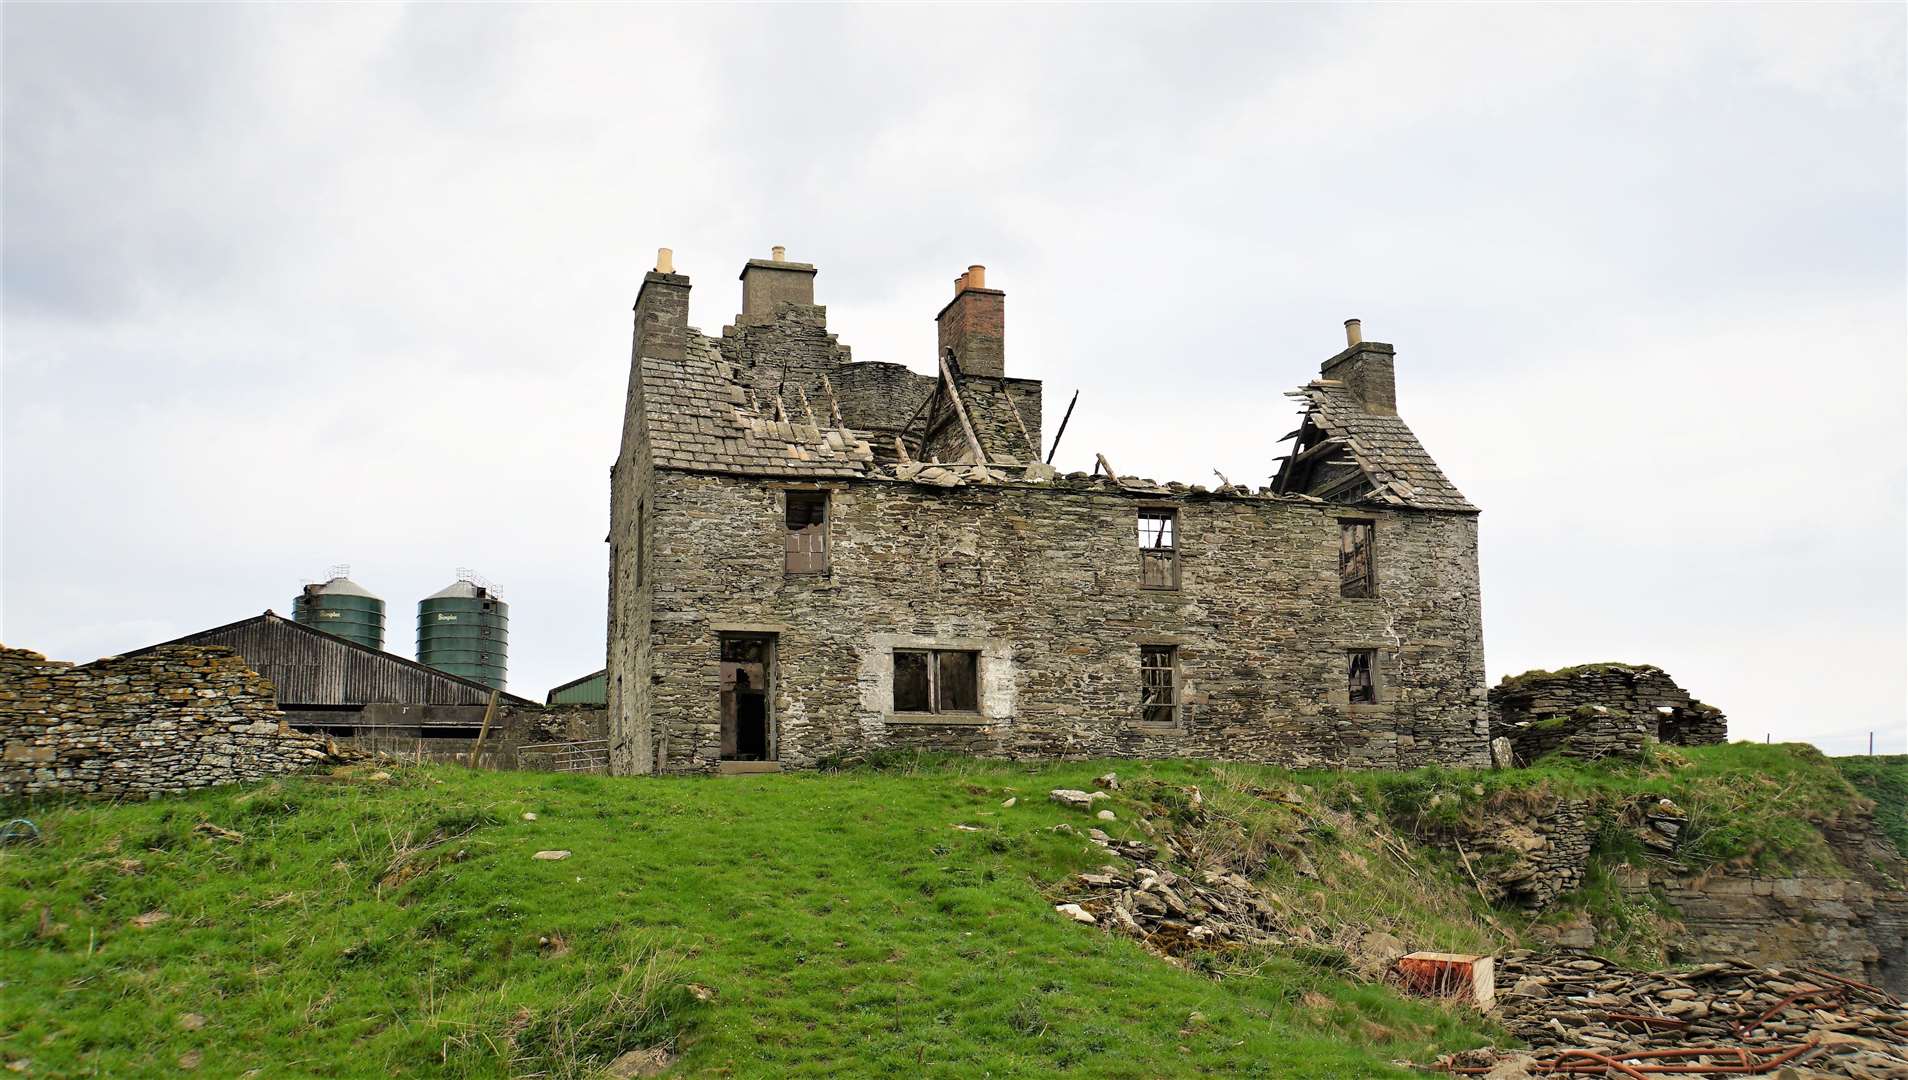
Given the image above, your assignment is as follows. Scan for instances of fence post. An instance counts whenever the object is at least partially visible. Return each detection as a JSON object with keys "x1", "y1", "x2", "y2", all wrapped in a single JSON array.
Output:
[{"x1": 468, "y1": 690, "x2": 500, "y2": 768}]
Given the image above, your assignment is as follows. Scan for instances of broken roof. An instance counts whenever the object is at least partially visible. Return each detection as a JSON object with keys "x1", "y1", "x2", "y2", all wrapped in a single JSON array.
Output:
[
  {"x1": 639, "y1": 330, "x2": 1473, "y2": 513},
  {"x1": 1277, "y1": 381, "x2": 1476, "y2": 513}
]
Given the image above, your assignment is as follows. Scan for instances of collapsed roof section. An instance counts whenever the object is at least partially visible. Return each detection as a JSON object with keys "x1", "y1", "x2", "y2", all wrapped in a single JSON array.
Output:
[
  {"x1": 1273, "y1": 378, "x2": 1476, "y2": 512},
  {"x1": 630, "y1": 251, "x2": 1473, "y2": 513}
]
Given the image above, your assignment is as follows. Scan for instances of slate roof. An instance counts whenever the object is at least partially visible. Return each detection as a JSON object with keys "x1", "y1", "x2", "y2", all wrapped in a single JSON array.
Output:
[
  {"x1": 1287, "y1": 381, "x2": 1476, "y2": 512},
  {"x1": 642, "y1": 334, "x2": 877, "y2": 479}
]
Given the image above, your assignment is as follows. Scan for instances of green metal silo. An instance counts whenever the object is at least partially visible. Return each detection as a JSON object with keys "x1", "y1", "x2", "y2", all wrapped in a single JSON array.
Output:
[
  {"x1": 416, "y1": 573, "x2": 508, "y2": 690},
  {"x1": 293, "y1": 567, "x2": 385, "y2": 650}
]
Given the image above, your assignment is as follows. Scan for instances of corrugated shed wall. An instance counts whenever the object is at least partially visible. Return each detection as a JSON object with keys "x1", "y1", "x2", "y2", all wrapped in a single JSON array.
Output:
[{"x1": 152, "y1": 617, "x2": 509, "y2": 707}]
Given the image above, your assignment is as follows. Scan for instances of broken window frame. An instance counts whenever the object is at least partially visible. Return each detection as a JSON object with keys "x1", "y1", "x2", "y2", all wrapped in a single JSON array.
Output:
[
  {"x1": 891, "y1": 648, "x2": 982, "y2": 716},
  {"x1": 1139, "y1": 644, "x2": 1179, "y2": 727},
  {"x1": 1339, "y1": 519, "x2": 1375, "y2": 599},
  {"x1": 1137, "y1": 508, "x2": 1180, "y2": 590},
  {"x1": 784, "y1": 490, "x2": 830, "y2": 576},
  {"x1": 1347, "y1": 649, "x2": 1378, "y2": 705}
]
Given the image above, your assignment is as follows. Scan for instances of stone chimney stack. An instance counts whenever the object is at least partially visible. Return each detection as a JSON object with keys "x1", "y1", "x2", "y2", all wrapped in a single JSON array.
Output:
[
  {"x1": 936, "y1": 264, "x2": 1005, "y2": 377},
  {"x1": 1319, "y1": 318, "x2": 1396, "y2": 415},
  {"x1": 738, "y1": 245, "x2": 817, "y2": 326},
  {"x1": 633, "y1": 247, "x2": 690, "y2": 361}
]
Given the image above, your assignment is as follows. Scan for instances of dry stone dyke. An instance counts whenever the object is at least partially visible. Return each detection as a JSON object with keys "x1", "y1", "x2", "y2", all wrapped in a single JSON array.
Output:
[{"x1": 0, "y1": 643, "x2": 342, "y2": 799}]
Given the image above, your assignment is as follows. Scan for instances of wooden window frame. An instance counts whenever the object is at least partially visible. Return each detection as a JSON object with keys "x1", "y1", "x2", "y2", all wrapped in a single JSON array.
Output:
[
  {"x1": 1139, "y1": 644, "x2": 1179, "y2": 727},
  {"x1": 1339, "y1": 519, "x2": 1375, "y2": 599},
  {"x1": 784, "y1": 490, "x2": 830, "y2": 576},
  {"x1": 1347, "y1": 649, "x2": 1378, "y2": 705},
  {"x1": 1137, "y1": 508, "x2": 1180, "y2": 590},
  {"x1": 891, "y1": 648, "x2": 982, "y2": 716}
]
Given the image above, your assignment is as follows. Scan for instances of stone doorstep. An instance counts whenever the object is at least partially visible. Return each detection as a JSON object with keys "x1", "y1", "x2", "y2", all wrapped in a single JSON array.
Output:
[{"x1": 717, "y1": 760, "x2": 783, "y2": 776}]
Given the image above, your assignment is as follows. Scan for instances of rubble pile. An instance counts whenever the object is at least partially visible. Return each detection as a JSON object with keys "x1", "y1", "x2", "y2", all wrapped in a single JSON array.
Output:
[
  {"x1": 1050, "y1": 782, "x2": 1294, "y2": 956},
  {"x1": 1444, "y1": 950, "x2": 1908, "y2": 1077},
  {"x1": 1059, "y1": 842, "x2": 1289, "y2": 955}
]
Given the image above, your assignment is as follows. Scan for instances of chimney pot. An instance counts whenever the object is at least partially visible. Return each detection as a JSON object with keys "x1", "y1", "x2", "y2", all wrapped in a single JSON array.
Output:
[
  {"x1": 771, "y1": 245, "x2": 786, "y2": 262},
  {"x1": 1344, "y1": 318, "x2": 1362, "y2": 346},
  {"x1": 966, "y1": 265, "x2": 986, "y2": 289},
  {"x1": 656, "y1": 247, "x2": 674, "y2": 274}
]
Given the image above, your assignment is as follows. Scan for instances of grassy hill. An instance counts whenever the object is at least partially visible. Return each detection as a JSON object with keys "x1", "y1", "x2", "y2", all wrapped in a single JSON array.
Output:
[{"x1": 0, "y1": 746, "x2": 1890, "y2": 1078}]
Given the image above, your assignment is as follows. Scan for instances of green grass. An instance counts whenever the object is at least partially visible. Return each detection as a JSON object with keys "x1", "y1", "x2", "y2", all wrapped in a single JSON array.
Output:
[
  {"x1": 1836, "y1": 755, "x2": 1908, "y2": 860},
  {"x1": 1, "y1": 760, "x2": 1492, "y2": 1079},
  {"x1": 1317, "y1": 742, "x2": 1869, "y2": 875},
  {"x1": 2, "y1": 744, "x2": 1873, "y2": 1077}
]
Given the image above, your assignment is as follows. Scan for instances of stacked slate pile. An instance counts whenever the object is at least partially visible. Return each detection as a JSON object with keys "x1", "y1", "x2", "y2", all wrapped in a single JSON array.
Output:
[{"x1": 1442, "y1": 949, "x2": 1908, "y2": 1078}]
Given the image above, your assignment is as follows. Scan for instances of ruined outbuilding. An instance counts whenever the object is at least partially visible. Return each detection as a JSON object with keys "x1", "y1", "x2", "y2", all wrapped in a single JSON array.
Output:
[
  {"x1": 1490, "y1": 663, "x2": 1728, "y2": 765},
  {"x1": 607, "y1": 249, "x2": 1487, "y2": 774}
]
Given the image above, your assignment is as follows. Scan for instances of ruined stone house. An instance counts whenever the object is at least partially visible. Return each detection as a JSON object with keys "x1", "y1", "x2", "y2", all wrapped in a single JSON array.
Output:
[{"x1": 606, "y1": 248, "x2": 1487, "y2": 775}]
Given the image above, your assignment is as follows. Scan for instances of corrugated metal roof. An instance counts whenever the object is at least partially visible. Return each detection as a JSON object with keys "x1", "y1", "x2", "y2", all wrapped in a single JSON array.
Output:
[
  {"x1": 111, "y1": 613, "x2": 537, "y2": 707},
  {"x1": 546, "y1": 669, "x2": 607, "y2": 706}
]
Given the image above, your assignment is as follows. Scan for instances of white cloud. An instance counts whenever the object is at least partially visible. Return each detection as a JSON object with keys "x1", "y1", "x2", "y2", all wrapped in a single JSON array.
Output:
[{"x1": 3, "y1": 5, "x2": 1901, "y2": 748}]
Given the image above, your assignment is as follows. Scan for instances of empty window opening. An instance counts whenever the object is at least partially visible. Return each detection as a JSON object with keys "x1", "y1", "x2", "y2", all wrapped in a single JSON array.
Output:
[
  {"x1": 1140, "y1": 645, "x2": 1178, "y2": 726},
  {"x1": 720, "y1": 634, "x2": 775, "y2": 761},
  {"x1": 1340, "y1": 521, "x2": 1375, "y2": 598},
  {"x1": 785, "y1": 491, "x2": 829, "y2": 574},
  {"x1": 892, "y1": 648, "x2": 981, "y2": 714},
  {"x1": 1138, "y1": 509, "x2": 1179, "y2": 589},
  {"x1": 635, "y1": 499, "x2": 645, "y2": 585},
  {"x1": 1347, "y1": 649, "x2": 1377, "y2": 704}
]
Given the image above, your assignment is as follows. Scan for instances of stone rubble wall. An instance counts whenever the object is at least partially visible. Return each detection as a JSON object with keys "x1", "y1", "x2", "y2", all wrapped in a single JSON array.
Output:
[
  {"x1": 628, "y1": 470, "x2": 1489, "y2": 774},
  {"x1": 0, "y1": 644, "x2": 334, "y2": 799},
  {"x1": 1456, "y1": 792, "x2": 1908, "y2": 994},
  {"x1": 1489, "y1": 664, "x2": 1727, "y2": 764}
]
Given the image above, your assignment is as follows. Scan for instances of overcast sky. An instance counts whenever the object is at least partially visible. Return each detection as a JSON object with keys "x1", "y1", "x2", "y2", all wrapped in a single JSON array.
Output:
[{"x1": 4, "y1": 5, "x2": 1903, "y2": 754}]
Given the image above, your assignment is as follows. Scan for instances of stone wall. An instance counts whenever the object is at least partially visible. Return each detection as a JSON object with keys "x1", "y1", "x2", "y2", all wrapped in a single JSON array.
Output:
[
  {"x1": 1638, "y1": 869, "x2": 1908, "y2": 994},
  {"x1": 0, "y1": 644, "x2": 334, "y2": 800},
  {"x1": 718, "y1": 304, "x2": 854, "y2": 407},
  {"x1": 1490, "y1": 664, "x2": 1727, "y2": 764},
  {"x1": 954, "y1": 377, "x2": 1043, "y2": 463},
  {"x1": 829, "y1": 361, "x2": 936, "y2": 459},
  {"x1": 624, "y1": 469, "x2": 1489, "y2": 774},
  {"x1": 1458, "y1": 789, "x2": 1908, "y2": 994}
]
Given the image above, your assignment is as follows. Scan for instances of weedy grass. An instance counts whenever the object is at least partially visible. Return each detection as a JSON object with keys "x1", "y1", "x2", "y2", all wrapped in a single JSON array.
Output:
[
  {"x1": 1835, "y1": 754, "x2": 1907, "y2": 861},
  {"x1": 1311, "y1": 742, "x2": 1869, "y2": 875},
  {"x1": 2, "y1": 759, "x2": 1491, "y2": 1079}
]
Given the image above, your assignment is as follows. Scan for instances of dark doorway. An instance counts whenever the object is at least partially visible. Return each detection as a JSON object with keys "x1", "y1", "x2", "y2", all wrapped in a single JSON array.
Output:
[{"x1": 719, "y1": 634, "x2": 776, "y2": 761}]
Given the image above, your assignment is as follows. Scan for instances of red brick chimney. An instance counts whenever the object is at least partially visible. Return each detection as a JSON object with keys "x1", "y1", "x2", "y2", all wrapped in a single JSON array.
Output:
[{"x1": 935, "y1": 265, "x2": 1004, "y2": 377}]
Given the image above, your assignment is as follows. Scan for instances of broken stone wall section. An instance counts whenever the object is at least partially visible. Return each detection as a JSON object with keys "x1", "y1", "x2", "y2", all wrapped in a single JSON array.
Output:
[
  {"x1": 1489, "y1": 664, "x2": 1727, "y2": 764},
  {"x1": 0, "y1": 643, "x2": 334, "y2": 799}
]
